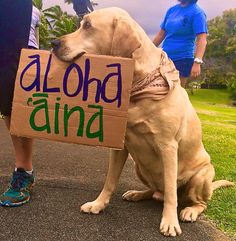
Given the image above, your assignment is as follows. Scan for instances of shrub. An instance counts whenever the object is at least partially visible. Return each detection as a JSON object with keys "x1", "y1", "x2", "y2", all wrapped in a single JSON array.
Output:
[{"x1": 228, "y1": 77, "x2": 236, "y2": 100}]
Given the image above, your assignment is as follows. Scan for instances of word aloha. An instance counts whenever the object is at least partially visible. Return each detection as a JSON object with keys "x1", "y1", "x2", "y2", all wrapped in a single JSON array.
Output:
[{"x1": 20, "y1": 54, "x2": 122, "y2": 107}]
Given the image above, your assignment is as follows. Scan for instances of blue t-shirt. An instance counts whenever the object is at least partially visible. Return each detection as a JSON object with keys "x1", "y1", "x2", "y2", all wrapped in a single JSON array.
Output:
[
  {"x1": 72, "y1": 0, "x2": 93, "y2": 16},
  {"x1": 160, "y1": 3, "x2": 208, "y2": 61}
]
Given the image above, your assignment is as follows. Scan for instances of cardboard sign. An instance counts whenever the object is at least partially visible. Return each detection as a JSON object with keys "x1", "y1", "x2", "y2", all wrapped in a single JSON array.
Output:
[{"x1": 10, "y1": 49, "x2": 134, "y2": 149}]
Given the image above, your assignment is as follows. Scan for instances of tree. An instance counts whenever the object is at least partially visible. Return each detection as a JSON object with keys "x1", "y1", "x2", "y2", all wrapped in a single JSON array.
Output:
[
  {"x1": 32, "y1": 0, "x2": 42, "y2": 10},
  {"x1": 51, "y1": 16, "x2": 77, "y2": 38},
  {"x1": 206, "y1": 9, "x2": 236, "y2": 59},
  {"x1": 203, "y1": 8, "x2": 236, "y2": 98},
  {"x1": 33, "y1": 0, "x2": 78, "y2": 49}
]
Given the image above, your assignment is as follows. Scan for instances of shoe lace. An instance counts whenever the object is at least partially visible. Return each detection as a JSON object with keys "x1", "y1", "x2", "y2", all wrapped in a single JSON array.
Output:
[{"x1": 10, "y1": 171, "x2": 28, "y2": 191}]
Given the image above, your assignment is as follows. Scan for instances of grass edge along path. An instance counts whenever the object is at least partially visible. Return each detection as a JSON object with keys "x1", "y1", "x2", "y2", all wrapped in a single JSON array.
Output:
[
  {"x1": 1, "y1": 89, "x2": 235, "y2": 238},
  {"x1": 189, "y1": 89, "x2": 236, "y2": 240}
]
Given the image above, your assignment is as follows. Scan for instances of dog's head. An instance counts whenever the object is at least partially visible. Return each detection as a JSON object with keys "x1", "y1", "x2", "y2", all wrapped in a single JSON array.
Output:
[{"x1": 52, "y1": 7, "x2": 142, "y2": 61}]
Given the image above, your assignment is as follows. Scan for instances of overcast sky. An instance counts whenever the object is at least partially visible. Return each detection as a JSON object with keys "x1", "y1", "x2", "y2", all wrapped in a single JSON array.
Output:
[{"x1": 44, "y1": 0, "x2": 236, "y2": 39}]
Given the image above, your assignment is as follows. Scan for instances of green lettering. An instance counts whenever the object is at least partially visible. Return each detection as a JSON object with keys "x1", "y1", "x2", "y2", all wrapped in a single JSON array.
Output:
[
  {"x1": 86, "y1": 105, "x2": 103, "y2": 142},
  {"x1": 28, "y1": 93, "x2": 51, "y2": 133},
  {"x1": 54, "y1": 97, "x2": 61, "y2": 134},
  {"x1": 64, "y1": 104, "x2": 85, "y2": 137}
]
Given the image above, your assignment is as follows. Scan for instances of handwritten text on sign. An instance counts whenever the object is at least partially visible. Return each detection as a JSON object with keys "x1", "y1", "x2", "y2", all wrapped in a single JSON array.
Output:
[{"x1": 10, "y1": 49, "x2": 134, "y2": 149}]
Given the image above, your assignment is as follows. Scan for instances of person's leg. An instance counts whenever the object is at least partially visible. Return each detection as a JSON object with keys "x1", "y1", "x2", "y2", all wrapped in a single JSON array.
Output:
[
  {"x1": 4, "y1": 116, "x2": 33, "y2": 171},
  {"x1": 0, "y1": 1, "x2": 34, "y2": 207},
  {"x1": 173, "y1": 59, "x2": 194, "y2": 88},
  {"x1": 0, "y1": 115, "x2": 35, "y2": 207},
  {"x1": 180, "y1": 77, "x2": 188, "y2": 88}
]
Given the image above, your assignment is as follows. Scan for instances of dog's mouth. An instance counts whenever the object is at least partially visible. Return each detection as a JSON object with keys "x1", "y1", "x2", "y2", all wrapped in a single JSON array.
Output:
[
  {"x1": 73, "y1": 51, "x2": 86, "y2": 60},
  {"x1": 52, "y1": 50, "x2": 86, "y2": 63}
]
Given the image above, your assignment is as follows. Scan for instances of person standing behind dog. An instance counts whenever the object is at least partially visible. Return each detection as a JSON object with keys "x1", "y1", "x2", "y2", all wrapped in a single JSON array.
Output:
[
  {"x1": 153, "y1": 0, "x2": 208, "y2": 87},
  {"x1": 72, "y1": 0, "x2": 94, "y2": 18},
  {"x1": 28, "y1": 5, "x2": 41, "y2": 49},
  {"x1": 0, "y1": 0, "x2": 35, "y2": 207}
]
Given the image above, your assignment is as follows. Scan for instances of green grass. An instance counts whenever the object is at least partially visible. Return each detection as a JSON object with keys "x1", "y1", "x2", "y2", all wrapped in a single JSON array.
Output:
[{"x1": 189, "y1": 89, "x2": 236, "y2": 239}]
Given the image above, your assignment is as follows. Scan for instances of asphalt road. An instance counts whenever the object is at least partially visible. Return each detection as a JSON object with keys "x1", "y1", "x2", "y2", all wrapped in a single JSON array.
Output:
[{"x1": 0, "y1": 120, "x2": 233, "y2": 241}]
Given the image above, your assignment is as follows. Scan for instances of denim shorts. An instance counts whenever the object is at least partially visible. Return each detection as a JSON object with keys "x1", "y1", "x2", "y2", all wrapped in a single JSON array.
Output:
[
  {"x1": 173, "y1": 58, "x2": 194, "y2": 78},
  {"x1": 0, "y1": 0, "x2": 32, "y2": 116}
]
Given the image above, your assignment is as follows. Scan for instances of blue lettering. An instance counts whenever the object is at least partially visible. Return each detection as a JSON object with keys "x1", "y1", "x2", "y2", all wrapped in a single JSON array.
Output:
[
  {"x1": 63, "y1": 63, "x2": 83, "y2": 97},
  {"x1": 43, "y1": 54, "x2": 60, "y2": 93},
  {"x1": 20, "y1": 54, "x2": 41, "y2": 91},
  {"x1": 83, "y1": 58, "x2": 102, "y2": 103},
  {"x1": 101, "y1": 63, "x2": 122, "y2": 108}
]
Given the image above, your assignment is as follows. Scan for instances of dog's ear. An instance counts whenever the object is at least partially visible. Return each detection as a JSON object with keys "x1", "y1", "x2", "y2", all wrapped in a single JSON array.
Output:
[{"x1": 111, "y1": 19, "x2": 141, "y2": 58}]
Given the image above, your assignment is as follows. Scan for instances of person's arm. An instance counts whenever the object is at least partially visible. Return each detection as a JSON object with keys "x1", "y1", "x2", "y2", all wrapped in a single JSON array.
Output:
[
  {"x1": 154, "y1": 7, "x2": 171, "y2": 47},
  {"x1": 191, "y1": 10, "x2": 208, "y2": 79},
  {"x1": 153, "y1": 29, "x2": 166, "y2": 47},
  {"x1": 87, "y1": 0, "x2": 94, "y2": 12},
  {"x1": 195, "y1": 33, "x2": 207, "y2": 60},
  {"x1": 36, "y1": 26, "x2": 39, "y2": 47},
  {"x1": 35, "y1": 9, "x2": 41, "y2": 48},
  {"x1": 191, "y1": 33, "x2": 207, "y2": 78}
]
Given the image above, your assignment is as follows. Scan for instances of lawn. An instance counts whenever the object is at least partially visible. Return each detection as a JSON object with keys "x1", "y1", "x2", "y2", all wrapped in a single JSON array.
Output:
[
  {"x1": 188, "y1": 89, "x2": 236, "y2": 239},
  {"x1": 1, "y1": 89, "x2": 235, "y2": 237}
]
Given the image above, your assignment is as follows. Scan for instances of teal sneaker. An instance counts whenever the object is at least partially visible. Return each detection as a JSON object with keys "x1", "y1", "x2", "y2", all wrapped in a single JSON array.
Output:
[{"x1": 0, "y1": 168, "x2": 35, "y2": 207}]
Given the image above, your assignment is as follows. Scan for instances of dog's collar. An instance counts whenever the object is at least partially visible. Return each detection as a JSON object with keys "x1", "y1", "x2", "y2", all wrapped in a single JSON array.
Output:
[
  {"x1": 130, "y1": 51, "x2": 180, "y2": 101},
  {"x1": 131, "y1": 68, "x2": 162, "y2": 95}
]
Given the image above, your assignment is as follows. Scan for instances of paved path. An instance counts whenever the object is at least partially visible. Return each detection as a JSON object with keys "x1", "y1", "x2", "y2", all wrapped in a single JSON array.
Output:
[{"x1": 0, "y1": 120, "x2": 233, "y2": 241}]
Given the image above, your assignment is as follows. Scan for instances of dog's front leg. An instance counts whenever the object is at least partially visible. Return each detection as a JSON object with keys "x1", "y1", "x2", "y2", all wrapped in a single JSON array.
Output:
[
  {"x1": 80, "y1": 148, "x2": 128, "y2": 214},
  {"x1": 159, "y1": 141, "x2": 182, "y2": 236}
]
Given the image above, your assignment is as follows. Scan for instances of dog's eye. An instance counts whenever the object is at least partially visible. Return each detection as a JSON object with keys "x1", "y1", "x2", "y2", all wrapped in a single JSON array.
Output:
[{"x1": 83, "y1": 21, "x2": 92, "y2": 29}]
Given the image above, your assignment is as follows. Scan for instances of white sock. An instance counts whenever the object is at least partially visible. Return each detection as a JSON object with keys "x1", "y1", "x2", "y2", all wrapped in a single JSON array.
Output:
[
  {"x1": 15, "y1": 167, "x2": 33, "y2": 175},
  {"x1": 26, "y1": 169, "x2": 34, "y2": 175}
]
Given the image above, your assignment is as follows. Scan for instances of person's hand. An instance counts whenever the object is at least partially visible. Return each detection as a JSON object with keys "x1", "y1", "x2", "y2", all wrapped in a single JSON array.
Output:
[{"x1": 190, "y1": 63, "x2": 201, "y2": 78}]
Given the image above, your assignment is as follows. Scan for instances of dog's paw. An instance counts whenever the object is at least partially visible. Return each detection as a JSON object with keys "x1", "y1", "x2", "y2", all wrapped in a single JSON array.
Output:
[
  {"x1": 122, "y1": 190, "x2": 145, "y2": 202},
  {"x1": 80, "y1": 201, "x2": 107, "y2": 214},
  {"x1": 152, "y1": 191, "x2": 164, "y2": 202},
  {"x1": 160, "y1": 218, "x2": 182, "y2": 237},
  {"x1": 180, "y1": 207, "x2": 199, "y2": 222}
]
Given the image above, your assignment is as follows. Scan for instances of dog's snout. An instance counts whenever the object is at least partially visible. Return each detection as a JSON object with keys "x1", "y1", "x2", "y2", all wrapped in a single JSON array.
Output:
[{"x1": 51, "y1": 39, "x2": 61, "y2": 50}]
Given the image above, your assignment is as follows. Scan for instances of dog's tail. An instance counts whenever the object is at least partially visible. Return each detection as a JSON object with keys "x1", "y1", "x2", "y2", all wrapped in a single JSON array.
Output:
[{"x1": 212, "y1": 180, "x2": 234, "y2": 191}]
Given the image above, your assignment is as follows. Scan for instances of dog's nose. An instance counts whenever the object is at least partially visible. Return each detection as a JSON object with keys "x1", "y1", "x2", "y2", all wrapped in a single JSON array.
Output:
[{"x1": 51, "y1": 39, "x2": 61, "y2": 50}]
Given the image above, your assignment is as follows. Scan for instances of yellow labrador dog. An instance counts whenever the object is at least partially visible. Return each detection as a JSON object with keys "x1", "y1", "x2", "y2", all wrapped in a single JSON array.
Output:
[{"x1": 52, "y1": 8, "x2": 233, "y2": 237}]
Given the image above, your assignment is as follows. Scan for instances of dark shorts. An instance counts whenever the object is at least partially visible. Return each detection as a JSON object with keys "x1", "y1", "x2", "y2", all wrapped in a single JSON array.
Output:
[
  {"x1": 0, "y1": 0, "x2": 32, "y2": 116},
  {"x1": 172, "y1": 58, "x2": 194, "y2": 78},
  {"x1": 0, "y1": 60, "x2": 19, "y2": 116},
  {"x1": 28, "y1": 46, "x2": 38, "y2": 49}
]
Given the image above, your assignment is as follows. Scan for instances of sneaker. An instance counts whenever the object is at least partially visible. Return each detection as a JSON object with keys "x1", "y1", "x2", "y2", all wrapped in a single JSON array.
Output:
[{"x1": 0, "y1": 168, "x2": 35, "y2": 207}]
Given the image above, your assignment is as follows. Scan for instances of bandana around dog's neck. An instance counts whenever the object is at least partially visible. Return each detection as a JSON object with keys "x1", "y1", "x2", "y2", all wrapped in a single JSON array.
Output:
[{"x1": 130, "y1": 51, "x2": 180, "y2": 101}]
